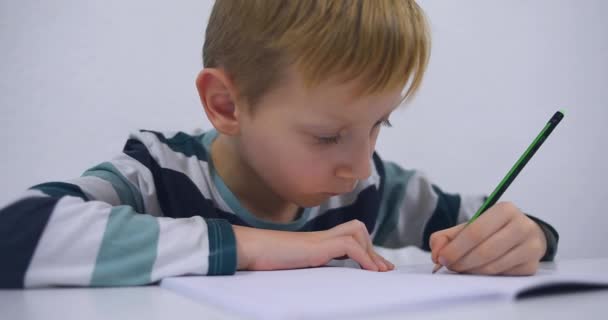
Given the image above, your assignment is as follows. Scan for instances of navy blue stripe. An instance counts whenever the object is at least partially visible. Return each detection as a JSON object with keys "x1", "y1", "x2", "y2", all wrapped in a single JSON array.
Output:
[
  {"x1": 30, "y1": 182, "x2": 88, "y2": 201},
  {"x1": 140, "y1": 130, "x2": 209, "y2": 162},
  {"x1": 123, "y1": 137, "x2": 384, "y2": 236},
  {"x1": 301, "y1": 153, "x2": 385, "y2": 233},
  {"x1": 301, "y1": 153, "x2": 384, "y2": 233},
  {"x1": 122, "y1": 138, "x2": 247, "y2": 225},
  {"x1": 0, "y1": 197, "x2": 57, "y2": 288},
  {"x1": 301, "y1": 186, "x2": 380, "y2": 233},
  {"x1": 421, "y1": 185, "x2": 461, "y2": 251}
]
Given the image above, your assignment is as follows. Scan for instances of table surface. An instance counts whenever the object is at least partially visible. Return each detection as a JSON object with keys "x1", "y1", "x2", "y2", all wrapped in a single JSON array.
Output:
[{"x1": 2, "y1": 251, "x2": 607, "y2": 320}]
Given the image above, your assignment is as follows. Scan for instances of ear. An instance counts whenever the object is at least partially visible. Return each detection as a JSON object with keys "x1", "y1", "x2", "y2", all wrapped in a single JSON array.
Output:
[{"x1": 195, "y1": 68, "x2": 242, "y2": 136}]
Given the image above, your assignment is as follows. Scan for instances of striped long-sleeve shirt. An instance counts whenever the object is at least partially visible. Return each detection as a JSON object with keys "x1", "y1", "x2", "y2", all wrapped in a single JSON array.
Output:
[{"x1": 0, "y1": 129, "x2": 558, "y2": 288}]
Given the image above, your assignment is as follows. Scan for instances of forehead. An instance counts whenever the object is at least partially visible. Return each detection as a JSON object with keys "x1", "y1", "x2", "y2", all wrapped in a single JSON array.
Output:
[{"x1": 260, "y1": 66, "x2": 404, "y2": 123}]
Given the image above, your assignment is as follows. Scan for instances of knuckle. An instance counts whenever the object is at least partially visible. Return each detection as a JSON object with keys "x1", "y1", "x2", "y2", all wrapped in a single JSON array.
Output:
[
  {"x1": 348, "y1": 219, "x2": 365, "y2": 232},
  {"x1": 466, "y1": 228, "x2": 483, "y2": 243},
  {"x1": 498, "y1": 201, "x2": 517, "y2": 215},
  {"x1": 429, "y1": 232, "x2": 439, "y2": 242},
  {"x1": 524, "y1": 218, "x2": 539, "y2": 235},
  {"x1": 355, "y1": 219, "x2": 367, "y2": 231}
]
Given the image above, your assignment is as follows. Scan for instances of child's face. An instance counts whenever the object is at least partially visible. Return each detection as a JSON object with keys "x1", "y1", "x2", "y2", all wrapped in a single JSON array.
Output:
[{"x1": 235, "y1": 68, "x2": 403, "y2": 208}]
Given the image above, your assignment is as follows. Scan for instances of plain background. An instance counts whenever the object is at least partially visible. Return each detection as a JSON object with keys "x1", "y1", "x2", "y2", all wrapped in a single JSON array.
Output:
[{"x1": 1, "y1": 0, "x2": 606, "y2": 259}]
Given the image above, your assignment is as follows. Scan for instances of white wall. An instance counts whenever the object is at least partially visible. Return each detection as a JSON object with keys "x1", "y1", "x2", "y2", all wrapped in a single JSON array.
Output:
[{"x1": 1, "y1": 1, "x2": 606, "y2": 259}]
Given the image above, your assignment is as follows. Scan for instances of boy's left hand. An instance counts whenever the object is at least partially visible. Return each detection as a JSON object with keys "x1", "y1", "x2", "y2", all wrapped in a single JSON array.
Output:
[{"x1": 429, "y1": 201, "x2": 547, "y2": 276}]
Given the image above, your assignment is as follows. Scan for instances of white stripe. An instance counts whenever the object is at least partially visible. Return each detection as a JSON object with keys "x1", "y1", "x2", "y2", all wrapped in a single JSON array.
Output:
[
  {"x1": 66, "y1": 176, "x2": 121, "y2": 206},
  {"x1": 24, "y1": 196, "x2": 112, "y2": 287},
  {"x1": 150, "y1": 216, "x2": 210, "y2": 280},
  {"x1": 380, "y1": 172, "x2": 439, "y2": 249},
  {"x1": 133, "y1": 131, "x2": 233, "y2": 214},
  {"x1": 110, "y1": 153, "x2": 164, "y2": 217},
  {"x1": 457, "y1": 194, "x2": 486, "y2": 223}
]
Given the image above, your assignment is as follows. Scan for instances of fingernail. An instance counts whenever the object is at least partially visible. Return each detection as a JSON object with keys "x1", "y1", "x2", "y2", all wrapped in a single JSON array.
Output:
[{"x1": 439, "y1": 257, "x2": 447, "y2": 266}]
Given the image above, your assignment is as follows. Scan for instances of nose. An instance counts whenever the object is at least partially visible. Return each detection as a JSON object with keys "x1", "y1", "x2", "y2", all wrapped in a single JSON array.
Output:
[{"x1": 334, "y1": 140, "x2": 373, "y2": 180}]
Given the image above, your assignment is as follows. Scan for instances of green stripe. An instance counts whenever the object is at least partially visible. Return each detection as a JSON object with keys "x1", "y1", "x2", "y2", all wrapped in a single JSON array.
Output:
[
  {"x1": 421, "y1": 185, "x2": 461, "y2": 251},
  {"x1": 83, "y1": 162, "x2": 145, "y2": 213},
  {"x1": 90, "y1": 206, "x2": 159, "y2": 286},
  {"x1": 372, "y1": 162, "x2": 416, "y2": 246},
  {"x1": 206, "y1": 219, "x2": 237, "y2": 276},
  {"x1": 30, "y1": 182, "x2": 88, "y2": 201},
  {"x1": 140, "y1": 130, "x2": 209, "y2": 162}
]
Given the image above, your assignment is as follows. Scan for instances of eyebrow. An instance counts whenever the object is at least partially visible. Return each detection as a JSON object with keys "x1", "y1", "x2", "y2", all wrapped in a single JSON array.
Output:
[
  {"x1": 297, "y1": 108, "x2": 396, "y2": 134},
  {"x1": 296, "y1": 95, "x2": 403, "y2": 131}
]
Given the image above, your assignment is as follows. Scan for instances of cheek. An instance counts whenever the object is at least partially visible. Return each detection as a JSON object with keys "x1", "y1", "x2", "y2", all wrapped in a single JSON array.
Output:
[{"x1": 242, "y1": 132, "x2": 333, "y2": 190}]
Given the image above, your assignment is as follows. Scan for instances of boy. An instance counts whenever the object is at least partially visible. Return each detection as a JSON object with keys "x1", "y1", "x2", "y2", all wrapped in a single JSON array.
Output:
[{"x1": 0, "y1": 0, "x2": 557, "y2": 288}]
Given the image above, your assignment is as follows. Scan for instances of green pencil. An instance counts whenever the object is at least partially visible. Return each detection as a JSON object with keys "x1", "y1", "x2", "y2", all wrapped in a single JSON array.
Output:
[{"x1": 432, "y1": 110, "x2": 565, "y2": 274}]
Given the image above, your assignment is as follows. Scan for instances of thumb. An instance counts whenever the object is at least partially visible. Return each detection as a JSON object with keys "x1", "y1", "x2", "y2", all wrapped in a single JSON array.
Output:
[{"x1": 429, "y1": 223, "x2": 466, "y2": 264}]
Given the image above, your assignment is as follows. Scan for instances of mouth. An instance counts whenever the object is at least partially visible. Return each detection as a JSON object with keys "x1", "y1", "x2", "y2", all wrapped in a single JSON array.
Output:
[
  {"x1": 322, "y1": 181, "x2": 358, "y2": 197},
  {"x1": 322, "y1": 191, "x2": 348, "y2": 197},
  {"x1": 323, "y1": 182, "x2": 358, "y2": 197}
]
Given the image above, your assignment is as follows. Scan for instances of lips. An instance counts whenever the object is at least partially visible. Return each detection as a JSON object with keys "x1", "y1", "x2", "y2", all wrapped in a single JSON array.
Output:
[
  {"x1": 323, "y1": 190, "x2": 349, "y2": 196},
  {"x1": 324, "y1": 181, "x2": 358, "y2": 197}
]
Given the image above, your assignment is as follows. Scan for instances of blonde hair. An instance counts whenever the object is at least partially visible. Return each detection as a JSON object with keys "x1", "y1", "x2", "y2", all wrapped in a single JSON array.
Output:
[{"x1": 203, "y1": 0, "x2": 431, "y2": 108}]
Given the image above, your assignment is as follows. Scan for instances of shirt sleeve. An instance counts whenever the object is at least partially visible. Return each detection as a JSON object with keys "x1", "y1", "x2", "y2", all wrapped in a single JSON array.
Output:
[
  {"x1": 371, "y1": 159, "x2": 558, "y2": 261},
  {"x1": 0, "y1": 142, "x2": 237, "y2": 288}
]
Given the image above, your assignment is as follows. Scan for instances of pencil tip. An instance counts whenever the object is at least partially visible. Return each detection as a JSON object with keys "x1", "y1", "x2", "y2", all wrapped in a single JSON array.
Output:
[{"x1": 432, "y1": 263, "x2": 442, "y2": 274}]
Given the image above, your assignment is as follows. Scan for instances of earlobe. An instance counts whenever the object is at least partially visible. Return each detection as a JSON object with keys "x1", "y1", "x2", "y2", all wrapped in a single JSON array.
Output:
[{"x1": 195, "y1": 68, "x2": 241, "y2": 136}]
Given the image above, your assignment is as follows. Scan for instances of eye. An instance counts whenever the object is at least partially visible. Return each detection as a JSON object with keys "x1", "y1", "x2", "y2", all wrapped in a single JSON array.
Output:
[
  {"x1": 379, "y1": 119, "x2": 392, "y2": 128},
  {"x1": 316, "y1": 135, "x2": 341, "y2": 145}
]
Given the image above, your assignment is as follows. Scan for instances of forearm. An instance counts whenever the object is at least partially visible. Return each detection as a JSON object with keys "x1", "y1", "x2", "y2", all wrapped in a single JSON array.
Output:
[{"x1": 0, "y1": 192, "x2": 237, "y2": 288}]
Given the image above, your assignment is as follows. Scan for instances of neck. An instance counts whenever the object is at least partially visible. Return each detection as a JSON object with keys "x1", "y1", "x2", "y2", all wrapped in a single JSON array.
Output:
[{"x1": 211, "y1": 133, "x2": 299, "y2": 223}]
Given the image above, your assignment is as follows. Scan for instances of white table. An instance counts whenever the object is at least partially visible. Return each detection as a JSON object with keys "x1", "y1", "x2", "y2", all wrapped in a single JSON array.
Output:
[{"x1": 2, "y1": 251, "x2": 607, "y2": 320}]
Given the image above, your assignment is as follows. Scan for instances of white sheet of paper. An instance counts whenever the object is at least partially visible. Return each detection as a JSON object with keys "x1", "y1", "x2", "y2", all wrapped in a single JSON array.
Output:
[{"x1": 161, "y1": 259, "x2": 608, "y2": 320}]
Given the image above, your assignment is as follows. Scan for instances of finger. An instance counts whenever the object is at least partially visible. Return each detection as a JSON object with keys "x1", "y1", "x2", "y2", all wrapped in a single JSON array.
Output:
[
  {"x1": 337, "y1": 220, "x2": 388, "y2": 271},
  {"x1": 439, "y1": 203, "x2": 516, "y2": 267},
  {"x1": 382, "y1": 256, "x2": 395, "y2": 270},
  {"x1": 328, "y1": 220, "x2": 368, "y2": 240},
  {"x1": 329, "y1": 220, "x2": 371, "y2": 250},
  {"x1": 448, "y1": 218, "x2": 526, "y2": 272},
  {"x1": 466, "y1": 242, "x2": 539, "y2": 275},
  {"x1": 332, "y1": 220, "x2": 390, "y2": 271},
  {"x1": 372, "y1": 254, "x2": 388, "y2": 271},
  {"x1": 325, "y1": 236, "x2": 378, "y2": 271},
  {"x1": 371, "y1": 251, "x2": 395, "y2": 271},
  {"x1": 378, "y1": 255, "x2": 395, "y2": 270},
  {"x1": 430, "y1": 224, "x2": 466, "y2": 264}
]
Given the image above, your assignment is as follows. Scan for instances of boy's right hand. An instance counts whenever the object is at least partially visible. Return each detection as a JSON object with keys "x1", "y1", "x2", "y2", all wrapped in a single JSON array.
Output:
[{"x1": 233, "y1": 220, "x2": 395, "y2": 272}]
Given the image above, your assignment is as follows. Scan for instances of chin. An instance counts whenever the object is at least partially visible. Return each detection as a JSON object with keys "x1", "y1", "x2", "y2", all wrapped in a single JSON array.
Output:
[{"x1": 293, "y1": 194, "x2": 332, "y2": 208}]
